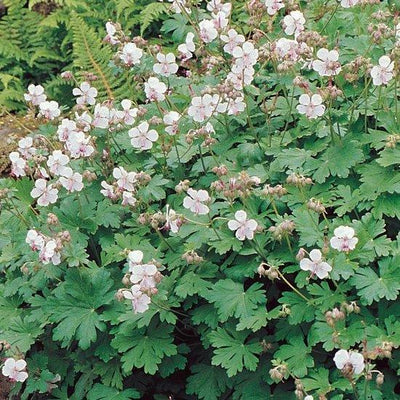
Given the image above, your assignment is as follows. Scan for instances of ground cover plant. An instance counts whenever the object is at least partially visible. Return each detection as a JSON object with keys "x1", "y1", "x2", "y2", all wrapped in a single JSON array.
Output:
[{"x1": 1, "y1": 0, "x2": 400, "y2": 399}]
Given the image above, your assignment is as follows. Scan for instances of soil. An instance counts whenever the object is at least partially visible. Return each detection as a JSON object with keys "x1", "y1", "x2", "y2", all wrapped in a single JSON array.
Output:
[{"x1": 0, "y1": 374, "x2": 13, "y2": 400}]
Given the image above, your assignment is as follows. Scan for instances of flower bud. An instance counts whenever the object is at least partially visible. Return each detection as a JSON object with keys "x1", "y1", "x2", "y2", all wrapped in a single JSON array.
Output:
[{"x1": 376, "y1": 373, "x2": 384, "y2": 386}]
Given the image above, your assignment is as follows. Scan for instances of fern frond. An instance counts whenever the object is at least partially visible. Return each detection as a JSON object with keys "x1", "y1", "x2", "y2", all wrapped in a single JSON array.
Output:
[{"x1": 140, "y1": 2, "x2": 169, "y2": 36}]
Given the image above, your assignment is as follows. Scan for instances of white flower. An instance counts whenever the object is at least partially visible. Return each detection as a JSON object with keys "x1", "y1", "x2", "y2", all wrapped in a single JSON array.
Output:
[
  {"x1": 100, "y1": 181, "x2": 116, "y2": 199},
  {"x1": 122, "y1": 191, "x2": 137, "y2": 206},
  {"x1": 26, "y1": 229, "x2": 45, "y2": 251},
  {"x1": 212, "y1": 11, "x2": 229, "y2": 30},
  {"x1": 283, "y1": 11, "x2": 305, "y2": 37},
  {"x1": 333, "y1": 349, "x2": 365, "y2": 375},
  {"x1": 297, "y1": 94, "x2": 325, "y2": 119},
  {"x1": 129, "y1": 121, "x2": 159, "y2": 150},
  {"x1": 57, "y1": 119, "x2": 78, "y2": 142},
  {"x1": 340, "y1": 0, "x2": 359, "y2": 7},
  {"x1": 130, "y1": 263, "x2": 158, "y2": 289},
  {"x1": 370, "y1": 55, "x2": 394, "y2": 86},
  {"x1": 39, "y1": 239, "x2": 61, "y2": 265},
  {"x1": 18, "y1": 137, "x2": 36, "y2": 159},
  {"x1": 144, "y1": 77, "x2": 167, "y2": 102},
  {"x1": 163, "y1": 111, "x2": 181, "y2": 135},
  {"x1": 187, "y1": 94, "x2": 218, "y2": 122},
  {"x1": 178, "y1": 32, "x2": 195, "y2": 60},
  {"x1": 123, "y1": 285, "x2": 151, "y2": 313},
  {"x1": 2, "y1": 358, "x2": 28, "y2": 383},
  {"x1": 232, "y1": 42, "x2": 258, "y2": 70},
  {"x1": 119, "y1": 42, "x2": 143, "y2": 66},
  {"x1": 330, "y1": 226, "x2": 358, "y2": 252},
  {"x1": 199, "y1": 19, "x2": 218, "y2": 43},
  {"x1": 299, "y1": 249, "x2": 332, "y2": 279},
  {"x1": 264, "y1": 0, "x2": 284, "y2": 15},
  {"x1": 304, "y1": 396, "x2": 313, "y2": 400},
  {"x1": 39, "y1": 101, "x2": 61, "y2": 120},
  {"x1": 9, "y1": 152, "x2": 26, "y2": 177},
  {"x1": 30, "y1": 179, "x2": 58, "y2": 206},
  {"x1": 116, "y1": 99, "x2": 137, "y2": 125},
  {"x1": 93, "y1": 104, "x2": 111, "y2": 129},
  {"x1": 24, "y1": 84, "x2": 46, "y2": 106},
  {"x1": 153, "y1": 53, "x2": 179, "y2": 77},
  {"x1": 47, "y1": 150, "x2": 70, "y2": 176},
  {"x1": 228, "y1": 210, "x2": 258, "y2": 241},
  {"x1": 183, "y1": 188, "x2": 210, "y2": 215},
  {"x1": 128, "y1": 250, "x2": 144, "y2": 271},
  {"x1": 75, "y1": 111, "x2": 92, "y2": 132},
  {"x1": 72, "y1": 82, "x2": 98, "y2": 105},
  {"x1": 66, "y1": 131, "x2": 94, "y2": 159},
  {"x1": 104, "y1": 21, "x2": 119, "y2": 45},
  {"x1": 165, "y1": 204, "x2": 181, "y2": 233},
  {"x1": 113, "y1": 166, "x2": 137, "y2": 191},
  {"x1": 312, "y1": 49, "x2": 341, "y2": 77},
  {"x1": 220, "y1": 29, "x2": 245, "y2": 55},
  {"x1": 275, "y1": 38, "x2": 303, "y2": 61},
  {"x1": 59, "y1": 168, "x2": 84, "y2": 193},
  {"x1": 207, "y1": 0, "x2": 231, "y2": 15}
]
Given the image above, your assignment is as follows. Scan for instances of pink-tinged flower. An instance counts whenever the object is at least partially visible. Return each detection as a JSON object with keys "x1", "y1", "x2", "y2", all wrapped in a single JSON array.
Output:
[
  {"x1": 225, "y1": 96, "x2": 246, "y2": 115},
  {"x1": 57, "y1": 119, "x2": 78, "y2": 142},
  {"x1": 232, "y1": 42, "x2": 259, "y2": 70},
  {"x1": 30, "y1": 179, "x2": 58, "y2": 206},
  {"x1": 207, "y1": 0, "x2": 231, "y2": 15},
  {"x1": 228, "y1": 210, "x2": 258, "y2": 241},
  {"x1": 188, "y1": 94, "x2": 218, "y2": 122},
  {"x1": 212, "y1": 11, "x2": 229, "y2": 30},
  {"x1": 330, "y1": 226, "x2": 358, "y2": 252},
  {"x1": 183, "y1": 188, "x2": 210, "y2": 215},
  {"x1": 283, "y1": 11, "x2": 305, "y2": 37},
  {"x1": 163, "y1": 111, "x2": 181, "y2": 135},
  {"x1": 18, "y1": 137, "x2": 36, "y2": 159},
  {"x1": 312, "y1": 49, "x2": 341, "y2": 77},
  {"x1": 297, "y1": 94, "x2": 325, "y2": 119},
  {"x1": 39, "y1": 101, "x2": 61, "y2": 120},
  {"x1": 119, "y1": 42, "x2": 143, "y2": 66},
  {"x1": 123, "y1": 285, "x2": 151, "y2": 313},
  {"x1": 100, "y1": 181, "x2": 116, "y2": 200},
  {"x1": 165, "y1": 204, "x2": 181, "y2": 233},
  {"x1": 2, "y1": 358, "x2": 28, "y2": 383},
  {"x1": 24, "y1": 84, "x2": 46, "y2": 106},
  {"x1": 47, "y1": 150, "x2": 70, "y2": 176},
  {"x1": 122, "y1": 191, "x2": 137, "y2": 206},
  {"x1": 9, "y1": 152, "x2": 26, "y2": 177},
  {"x1": 264, "y1": 0, "x2": 284, "y2": 15},
  {"x1": 26, "y1": 229, "x2": 45, "y2": 251},
  {"x1": 199, "y1": 19, "x2": 218, "y2": 43},
  {"x1": 153, "y1": 53, "x2": 179, "y2": 77},
  {"x1": 130, "y1": 263, "x2": 158, "y2": 289},
  {"x1": 220, "y1": 29, "x2": 245, "y2": 55},
  {"x1": 371, "y1": 55, "x2": 394, "y2": 86},
  {"x1": 341, "y1": 0, "x2": 359, "y2": 7},
  {"x1": 113, "y1": 166, "x2": 137, "y2": 191},
  {"x1": 129, "y1": 121, "x2": 159, "y2": 150},
  {"x1": 116, "y1": 99, "x2": 137, "y2": 125},
  {"x1": 275, "y1": 38, "x2": 303, "y2": 61},
  {"x1": 104, "y1": 21, "x2": 119, "y2": 45},
  {"x1": 128, "y1": 250, "x2": 144, "y2": 271},
  {"x1": 66, "y1": 131, "x2": 94, "y2": 159},
  {"x1": 72, "y1": 82, "x2": 98, "y2": 106},
  {"x1": 304, "y1": 396, "x2": 313, "y2": 400},
  {"x1": 178, "y1": 32, "x2": 195, "y2": 60},
  {"x1": 93, "y1": 104, "x2": 111, "y2": 129},
  {"x1": 59, "y1": 168, "x2": 84, "y2": 193},
  {"x1": 75, "y1": 111, "x2": 92, "y2": 132},
  {"x1": 144, "y1": 77, "x2": 167, "y2": 102},
  {"x1": 39, "y1": 239, "x2": 61, "y2": 265},
  {"x1": 300, "y1": 249, "x2": 332, "y2": 279},
  {"x1": 333, "y1": 349, "x2": 365, "y2": 375}
]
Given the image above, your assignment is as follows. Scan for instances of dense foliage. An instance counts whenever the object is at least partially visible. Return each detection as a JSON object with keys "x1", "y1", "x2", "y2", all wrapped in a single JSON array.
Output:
[{"x1": 1, "y1": 0, "x2": 400, "y2": 399}]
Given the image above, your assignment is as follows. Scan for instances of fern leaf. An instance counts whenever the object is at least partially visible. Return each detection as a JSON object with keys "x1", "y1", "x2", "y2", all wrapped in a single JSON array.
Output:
[{"x1": 140, "y1": 2, "x2": 169, "y2": 36}]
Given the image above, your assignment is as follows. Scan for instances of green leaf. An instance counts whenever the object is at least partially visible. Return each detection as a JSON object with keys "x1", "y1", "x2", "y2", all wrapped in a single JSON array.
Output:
[
  {"x1": 377, "y1": 147, "x2": 400, "y2": 167},
  {"x1": 87, "y1": 384, "x2": 140, "y2": 400},
  {"x1": 203, "y1": 279, "x2": 266, "y2": 323},
  {"x1": 174, "y1": 271, "x2": 211, "y2": 298},
  {"x1": 42, "y1": 268, "x2": 115, "y2": 349},
  {"x1": 186, "y1": 364, "x2": 230, "y2": 400},
  {"x1": 111, "y1": 320, "x2": 177, "y2": 374},
  {"x1": 351, "y1": 257, "x2": 400, "y2": 305},
  {"x1": 274, "y1": 336, "x2": 314, "y2": 377},
  {"x1": 208, "y1": 326, "x2": 261, "y2": 377}
]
